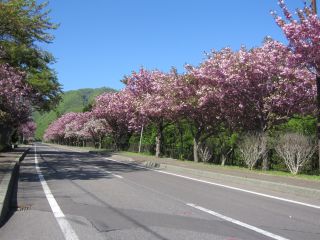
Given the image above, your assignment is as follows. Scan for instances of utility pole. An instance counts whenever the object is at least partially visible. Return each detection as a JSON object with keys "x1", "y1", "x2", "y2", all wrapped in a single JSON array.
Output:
[
  {"x1": 312, "y1": 0, "x2": 317, "y2": 14},
  {"x1": 312, "y1": 0, "x2": 320, "y2": 171},
  {"x1": 138, "y1": 125, "x2": 143, "y2": 153}
]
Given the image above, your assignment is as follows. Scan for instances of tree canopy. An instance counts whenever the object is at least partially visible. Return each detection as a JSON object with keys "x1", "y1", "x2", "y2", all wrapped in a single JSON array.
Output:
[{"x1": 0, "y1": 0, "x2": 61, "y2": 111}]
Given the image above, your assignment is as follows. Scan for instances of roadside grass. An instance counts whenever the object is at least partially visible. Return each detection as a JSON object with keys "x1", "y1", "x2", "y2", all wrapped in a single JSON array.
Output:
[
  {"x1": 207, "y1": 164, "x2": 320, "y2": 181},
  {"x1": 117, "y1": 151, "x2": 154, "y2": 157},
  {"x1": 254, "y1": 169, "x2": 320, "y2": 181}
]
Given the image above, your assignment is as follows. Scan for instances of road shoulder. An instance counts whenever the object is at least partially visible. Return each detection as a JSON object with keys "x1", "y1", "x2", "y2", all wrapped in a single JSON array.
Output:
[{"x1": 0, "y1": 146, "x2": 30, "y2": 225}]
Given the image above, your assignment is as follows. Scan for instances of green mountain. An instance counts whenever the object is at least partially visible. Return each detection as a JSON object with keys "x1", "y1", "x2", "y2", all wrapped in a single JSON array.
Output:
[{"x1": 33, "y1": 87, "x2": 116, "y2": 139}]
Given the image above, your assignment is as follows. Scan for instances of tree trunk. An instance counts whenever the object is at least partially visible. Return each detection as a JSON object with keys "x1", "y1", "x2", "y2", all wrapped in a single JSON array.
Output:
[
  {"x1": 155, "y1": 135, "x2": 161, "y2": 157},
  {"x1": 221, "y1": 154, "x2": 226, "y2": 166},
  {"x1": 262, "y1": 156, "x2": 269, "y2": 170},
  {"x1": 113, "y1": 132, "x2": 120, "y2": 151},
  {"x1": 193, "y1": 135, "x2": 200, "y2": 162},
  {"x1": 177, "y1": 123, "x2": 184, "y2": 159},
  {"x1": 138, "y1": 125, "x2": 143, "y2": 153},
  {"x1": 317, "y1": 75, "x2": 320, "y2": 171},
  {"x1": 155, "y1": 122, "x2": 163, "y2": 158}
]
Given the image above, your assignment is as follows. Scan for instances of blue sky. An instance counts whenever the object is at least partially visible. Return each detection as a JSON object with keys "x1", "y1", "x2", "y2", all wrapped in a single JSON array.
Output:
[{"x1": 45, "y1": 0, "x2": 317, "y2": 91}]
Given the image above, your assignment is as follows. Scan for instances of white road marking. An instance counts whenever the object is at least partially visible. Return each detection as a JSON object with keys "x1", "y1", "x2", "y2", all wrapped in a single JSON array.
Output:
[
  {"x1": 103, "y1": 157, "x2": 320, "y2": 210},
  {"x1": 93, "y1": 166, "x2": 123, "y2": 178},
  {"x1": 187, "y1": 203, "x2": 290, "y2": 240},
  {"x1": 34, "y1": 145, "x2": 79, "y2": 240},
  {"x1": 71, "y1": 158, "x2": 123, "y2": 179},
  {"x1": 44, "y1": 144, "x2": 320, "y2": 210}
]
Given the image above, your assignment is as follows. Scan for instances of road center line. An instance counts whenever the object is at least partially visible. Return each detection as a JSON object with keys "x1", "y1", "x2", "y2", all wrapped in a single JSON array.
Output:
[
  {"x1": 103, "y1": 157, "x2": 320, "y2": 210},
  {"x1": 187, "y1": 203, "x2": 290, "y2": 240},
  {"x1": 34, "y1": 145, "x2": 79, "y2": 240}
]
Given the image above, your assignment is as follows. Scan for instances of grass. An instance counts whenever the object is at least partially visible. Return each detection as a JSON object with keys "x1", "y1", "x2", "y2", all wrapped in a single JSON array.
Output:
[
  {"x1": 118, "y1": 151, "x2": 155, "y2": 157},
  {"x1": 251, "y1": 169, "x2": 320, "y2": 181},
  {"x1": 194, "y1": 162, "x2": 320, "y2": 181},
  {"x1": 202, "y1": 163, "x2": 320, "y2": 181}
]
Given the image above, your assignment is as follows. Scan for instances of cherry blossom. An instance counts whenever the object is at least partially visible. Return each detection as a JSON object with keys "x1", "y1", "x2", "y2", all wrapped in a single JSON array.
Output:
[
  {"x1": 124, "y1": 68, "x2": 178, "y2": 157},
  {"x1": 18, "y1": 120, "x2": 37, "y2": 142},
  {"x1": 0, "y1": 64, "x2": 32, "y2": 127},
  {"x1": 93, "y1": 91, "x2": 132, "y2": 150}
]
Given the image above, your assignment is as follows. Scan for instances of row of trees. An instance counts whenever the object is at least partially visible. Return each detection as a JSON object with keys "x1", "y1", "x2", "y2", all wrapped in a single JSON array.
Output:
[
  {"x1": 0, "y1": 0, "x2": 61, "y2": 149},
  {"x1": 44, "y1": 1, "x2": 320, "y2": 174},
  {"x1": 44, "y1": 112, "x2": 108, "y2": 149}
]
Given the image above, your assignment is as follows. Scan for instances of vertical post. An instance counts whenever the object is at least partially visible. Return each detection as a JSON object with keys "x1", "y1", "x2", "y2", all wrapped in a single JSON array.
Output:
[
  {"x1": 316, "y1": 77, "x2": 320, "y2": 170},
  {"x1": 138, "y1": 125, "x2": 143, "y2": 153},
  {"x1": 311, "y1": 0, "x2": 320, "y2": 170},
  {"x1": 312, "y1": 0, "x2": 317, "y2": 14},
  {"x1": 313, "y1": 0, "x2": 320, "y2": 171}
]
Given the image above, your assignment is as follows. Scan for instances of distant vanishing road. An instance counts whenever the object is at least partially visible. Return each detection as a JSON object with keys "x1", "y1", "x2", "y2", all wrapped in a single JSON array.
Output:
[{"x1": 0, "y1": 143, "x2": 319, "y2": 240}]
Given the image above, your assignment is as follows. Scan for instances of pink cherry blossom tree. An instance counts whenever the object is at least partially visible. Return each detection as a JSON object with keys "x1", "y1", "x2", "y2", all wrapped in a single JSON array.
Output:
[
  {"x1": 273, "y1": 0, "x2": 320, "y2": 168},
  {"x1": 0, "y1": 64, "x2": 32, "y2": 127},
  {"x1": 93, "y1": 91, "x2": 132, "y2": 150},
  {"x1": 188, "y1": 39, "x2": 315, "y2": 165},
  {"x1": 44, "y1": 112, "x2": 79, "y2": 144},
  {"x1": 124, "y1": 68, "x2": 178, "y2": 157},
  {"x1": 83, "y1": 118, "x2": 109, "y2": 149},
  {"x1": 172, "y1": 70, "x2": 222, "y2": 162},
  {"x1": 64, "y1": 112, "x2": 92, "y2": 146},
  {"x1": 44, "y1": 111, "x2": 109, "y2": 148},
  {"x1": 64, "y1": 112, "x2": 109, "y2": 148},
  {"x1": 18, "y1": 120, "x2": 37, "y2": 142},
  {"x1": 0, "y1": 64, "x2": 34, "y2": 146}
]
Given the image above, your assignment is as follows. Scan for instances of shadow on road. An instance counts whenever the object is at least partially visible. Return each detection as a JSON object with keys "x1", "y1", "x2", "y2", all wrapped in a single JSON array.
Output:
[
  {"x1": 0, "y1": 165, "x2": 19, "y2": 228},
  {"x1": 0, "y1": 148, "x2": 29, "y2": 175},
  {"x1": 1, "y1": 149, "x2": 150, "y2": 227},
  {"x1": 19, "y1": 150, "x2": 149, "y2": 182}
]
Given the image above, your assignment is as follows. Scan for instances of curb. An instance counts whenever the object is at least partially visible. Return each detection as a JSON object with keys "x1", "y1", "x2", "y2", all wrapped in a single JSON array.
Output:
[
  {"x1": 106, "y1": 154, "x2": 320, "y2": 200},
  {"x1": 0, "y1": 148, "x2": 30, "y2": 226},
  {"x1": 138, "y1": 161, "x2": 320, "y2": 200},
  {"x1": 87, "y1": 150, "x2": 320, "y2": 200}
]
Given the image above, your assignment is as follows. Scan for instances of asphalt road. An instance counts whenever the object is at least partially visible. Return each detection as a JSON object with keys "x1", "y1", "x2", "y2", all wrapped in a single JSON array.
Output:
[{"x1": 0, "y1": 143, "x2": 319, "y2": 240}]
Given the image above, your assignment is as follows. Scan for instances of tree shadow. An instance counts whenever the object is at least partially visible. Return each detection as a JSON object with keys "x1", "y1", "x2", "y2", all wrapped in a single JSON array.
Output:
[
  {"x1": 0, "y1": 164, "x2": 19, "y2": 228},
  {"x1": 1, "y1": 148, "x2": 255, "y2": 239},
  {"x1": 0, "y1": 149, "x2": 150, "y2": 227},
  {"x1": 19, "y1": 149, "x2": 149, "y2": 182}
]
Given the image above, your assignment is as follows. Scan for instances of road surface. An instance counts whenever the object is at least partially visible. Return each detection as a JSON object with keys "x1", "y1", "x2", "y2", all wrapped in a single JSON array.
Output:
[{"x1": 0, "y1": 143, "x2": 319, "y2": 240}]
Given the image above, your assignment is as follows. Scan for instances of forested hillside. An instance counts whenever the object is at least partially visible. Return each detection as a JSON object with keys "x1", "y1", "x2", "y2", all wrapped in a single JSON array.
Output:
[{"x1": 33, "y1": 88, "x2": 115, "y2": 139}]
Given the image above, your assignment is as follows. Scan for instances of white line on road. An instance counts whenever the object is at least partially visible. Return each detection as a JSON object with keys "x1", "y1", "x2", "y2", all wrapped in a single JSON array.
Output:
[
  {"x1": 34, "y1": 145, "x2": 79, "y2": 240},
  {"x1": 187, "y1": 203, "x2": 290, "y2": 240},
  {"x1": 44, "y1": 145, "x2": 320, "y2": 210},
  {"x1": 103, "y1": 157, "x2": 320, "y2": 210},
  {"x1": 72, "y1": 158, "x2": 124, "y2": 179},
  {"x1": 93, "y1": 166, "x2": 123, "y2": 178}
]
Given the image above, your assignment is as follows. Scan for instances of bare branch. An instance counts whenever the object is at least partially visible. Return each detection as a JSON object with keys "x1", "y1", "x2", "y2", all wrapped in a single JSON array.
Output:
[
  {"x1": 238, "y1": 132, "x2": 268, "y2": 170},
  {"x1": 275, "y1": 133, "x2": 316, "y2": 174},
  {"x1": 198, "y1": 144, "x2": 213, "y2": 163}
]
